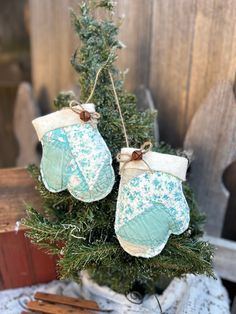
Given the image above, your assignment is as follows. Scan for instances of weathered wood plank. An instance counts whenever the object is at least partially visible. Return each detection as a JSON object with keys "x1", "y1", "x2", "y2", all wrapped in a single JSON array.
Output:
[
  {"x1": 13, "y1": 82, "x2": 39, "y2": 166},
  {"x1": 115, "y1": 0, "x2": 153, "y2": 92},
  {"x1": 0, "y1": 230, "x2": 57, "y2": 290},
  {"x1": 205, "y1": 235, "x2": 236, "y2": 282},
  {"x1": 0, "y1": 167, "x2": 41, "y2": 233},
  {"x1": 149, "y1": 0, "x2": 236, "y2": 146},
  {"x1": 0, "y1": 231, "x2": 34, "y2": 288},
  {"x1": 136, "y1": 85, "x2": 159, "y2": 141},
  {"x1": 34, "y1": 292, "x2": 99, "y2": 311},
  {"x1": 29, "y1": 0, "x2": 236, "y2": 147},
  {"x1": 185, "y1": 0, "x2": 236, "y2": 128},
  {"x1": 184, "y1": 81, "x2": 236, "y2": 236},
  {"x1": 222, "y1": 161, "x2": 236, "y2": 240},
  {"x1": 149, "y1": 0, "x2": 197, "y2": 147},
  {"x1": 29, "y1": 0, "x2": 153, "y2": 107},
  {"x1": 27, "y1": 237, "x2": 57, "y2": 285},
  {"x1": 0, "y1": 85, "x2": 18, "y2": 167},
  {"x1": 27, "y1": 300, "x2": 92, "y2": 314},
  {"x1": 29, "y1": 0, "x2": 79, "y2": 107}
]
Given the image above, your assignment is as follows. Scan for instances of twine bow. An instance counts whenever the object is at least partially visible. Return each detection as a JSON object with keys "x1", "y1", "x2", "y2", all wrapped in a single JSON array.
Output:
[
  {"x1": 69, "y1": 100, "x2": 100, "y2": 127},
  {"x1": 117, "y1": 141, "x2": 153, "y2": 174}
]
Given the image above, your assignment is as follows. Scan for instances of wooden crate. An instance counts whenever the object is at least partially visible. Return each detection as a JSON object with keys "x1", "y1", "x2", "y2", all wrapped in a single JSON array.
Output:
[{"x1": 0, "y1": 168, "x2": 57, "y2": 290}]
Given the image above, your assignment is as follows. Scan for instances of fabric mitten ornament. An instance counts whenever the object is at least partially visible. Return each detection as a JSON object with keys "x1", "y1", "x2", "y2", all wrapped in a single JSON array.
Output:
[
  {"x1": 115, "y1": 143, "x2": 190, "y2": 258},
  {"x1": 32, "y1": 102, "x2": 115, "y2": 202}
]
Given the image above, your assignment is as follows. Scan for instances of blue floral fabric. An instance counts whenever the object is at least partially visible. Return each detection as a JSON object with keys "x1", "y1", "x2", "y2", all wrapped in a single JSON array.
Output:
[
  {"x1": 115, "y1": 171, "x2": 190, "y2": 257},
  {"x1": 40, "y1": 123, "x2": 115, "y2": 202}
]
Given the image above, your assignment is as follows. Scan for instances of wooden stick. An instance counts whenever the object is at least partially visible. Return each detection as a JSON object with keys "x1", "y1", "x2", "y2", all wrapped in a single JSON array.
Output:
[
  {"x1": 34, "y1": 292, "x2": 99, "y2": 311},
  {"x1": 27, "y1": 301, "x2": 92, "y2": 314}
]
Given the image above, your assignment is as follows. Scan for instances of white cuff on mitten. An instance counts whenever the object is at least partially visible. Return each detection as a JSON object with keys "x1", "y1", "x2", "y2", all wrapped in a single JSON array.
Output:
[
  {"x1": 32, "y1": 103, "x2": 95, "y2": 140},
  {"x1": 120, "y1": 148, "x2": 188, "y2": 181}
]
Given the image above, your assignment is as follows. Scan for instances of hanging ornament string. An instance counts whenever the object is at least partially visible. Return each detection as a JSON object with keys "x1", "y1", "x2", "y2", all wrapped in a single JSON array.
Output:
[
  {"x1": 85, "y1": 66, "x2": 105, "y2": 104},
  {"x1": 70, "y1": 47, "x2": 130, "y2": 146},
  {"x1": 108, "y1": 70, "x2": 129, "y2": 147},
  {"x1": 117, "y1": 141, "x2": 153, "y2": 174},
  {"x1": 85, "y1": 49, "x2": 115, "y2": 104}
]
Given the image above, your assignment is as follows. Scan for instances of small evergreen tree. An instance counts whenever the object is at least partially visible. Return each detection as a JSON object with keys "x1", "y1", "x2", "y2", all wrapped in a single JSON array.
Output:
[{"x1": 23, "y1": 0, "x2": 214, "y2": 294}]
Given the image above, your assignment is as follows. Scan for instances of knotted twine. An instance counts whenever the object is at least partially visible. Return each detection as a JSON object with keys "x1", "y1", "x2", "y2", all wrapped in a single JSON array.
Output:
[
  {"x1": 117, "y1": 142, "x2": 154, "y2": 175},
  {"x1": 69, "y1": 100, "x2": 100, "y2": 127}
]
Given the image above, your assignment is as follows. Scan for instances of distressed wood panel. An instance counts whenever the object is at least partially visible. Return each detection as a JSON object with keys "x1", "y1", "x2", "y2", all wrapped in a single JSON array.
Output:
[
  {"x1": 185, "y1": 0, "x2": 236, "y2": 130},
  {"x1": 150, "y1": 0, "x2": 236, "y2": 146},
  {"x1": 29, "y1": 0, "x2": 78, "y2": 106},
  {"x1": 149, "y1": 0, "x2": 197, "y2": 146},
  {"x1": 29, "y1": 0, "x2": 153, "y2": 107},
  {"x1": 0, "y1": 230, "x2": 57, "y2": 289},
  {"x1": 184, "y1": 81, "x2": 236, "y2": 236},
  {"x1": 0, "y1": 85, "x2": 18, "y2": 167},
  {"x1": 205, "y1": 235, "x2": 236, "y2": 283},
  {"x1": 13, "y1": 82, "x2": 39, "y2": 166},
  {"x1": 0, "y1": 167, "x2": 57, "y2": 289},
  {"x1": 115, "y1": 0, "x2": 153, "y2": 92},
  {"x1": 29, "y1": 0, "x2": 236, "y2": 146},
  {"x1": 0, "y1": 167, "x2": 41, "y2": 233}
]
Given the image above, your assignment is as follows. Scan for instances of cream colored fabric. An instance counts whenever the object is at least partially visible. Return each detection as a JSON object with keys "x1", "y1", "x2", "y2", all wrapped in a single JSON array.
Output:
[
  {"x1": 32, "y1": 103, "x2": 95, "y2": 140},
  {"x1": 119, "y1": 148, "x2": 188, "y2": 185}
]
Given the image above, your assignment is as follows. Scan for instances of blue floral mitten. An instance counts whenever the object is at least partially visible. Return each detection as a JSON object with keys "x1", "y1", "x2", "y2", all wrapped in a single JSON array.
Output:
[
  {"x1": 32, "y1": 103, "x2": 115, "y2": 202},
  {"x1": 115, "y1": 146, "x2": 190, "y2": 258}
]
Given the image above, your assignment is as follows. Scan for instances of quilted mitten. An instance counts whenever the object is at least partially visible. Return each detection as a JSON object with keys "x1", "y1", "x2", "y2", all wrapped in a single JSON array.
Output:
[
  {"x1": 32, "y1": 103, "x2": 115, "y2": 202},
  {"x1": 115, "y1": 144, "x2": 190, "y2": 258}
]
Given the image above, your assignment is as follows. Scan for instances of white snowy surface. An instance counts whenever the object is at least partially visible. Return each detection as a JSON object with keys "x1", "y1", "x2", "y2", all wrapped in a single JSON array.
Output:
[{"x1": 0, "y1": 273, "x2": 230, "y2": 314}]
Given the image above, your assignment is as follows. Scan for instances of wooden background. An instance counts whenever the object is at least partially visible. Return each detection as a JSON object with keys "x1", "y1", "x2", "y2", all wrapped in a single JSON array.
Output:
[
  {"x1": 0, "y1": 0, "x2": 236, "y2": 292},
  {"x1": 29, "y1": 0, "x2": 236, "y2": 241},
  {"x1": 29, "y1": 0, "x2": 236, "y2": 147}
]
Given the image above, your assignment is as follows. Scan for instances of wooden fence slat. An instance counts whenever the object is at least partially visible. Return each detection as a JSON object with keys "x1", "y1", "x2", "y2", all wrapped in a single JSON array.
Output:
[
  {"x1": 29, "y1": 0, "x2": 236, "y2": 147},
  {"x1": 116, "y1": 0, "x2": 153, "y2": 92},
  {"x1": 184, "y1": 81, "x2": 236, "y2": 236},
  {"x1": 29, "y1": 0, "x2": 78, "y2": 107},
  {"x1": 185, "y1": 0, "x2": 236, "y2": 127},
  {"x1": 0, "y1": 85, "x2": 18, "y2": 167},
  {"x1": 13, "y1": 82, "x2": 39, "y2": 166},
  {"x1": 149, "y1": 0, "x2": 197, "y2": 147},
  {"x1": 29, "y1": 0, "x2": 153, "y2": 107},
  {"x1": 205, "y1": 235, "x2": 236, "y2": 282}
]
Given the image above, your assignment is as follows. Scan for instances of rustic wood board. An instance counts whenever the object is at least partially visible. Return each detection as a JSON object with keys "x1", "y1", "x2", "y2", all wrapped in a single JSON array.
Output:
[
  {"x1": 13, "y1": 82, "x2": 39, "y2": 167},
  {"x1": 29, "y1": 0, "x2": 236, "y2": 146},
  {"x1": 206, "y1": 235, "x2": 236, "y2": 283},
  {"x1": 29, "y1": 0, "x2": 153, "y2": 106},
  {"x1": 149, "y1": 0, "x2": 236, "y2": 146},
  {"x1": 0, "y1": 85, "x2": 18, "y2": 167},
  {"x1": 150, "y1": 0, "x2": 197, "y2": 146},
  {"x1": 34, "y1": 292, "x2": 99, "y2": 311},
  {"x1": 184, "y1": 81, "x2": 236, "y2": 236},
  {"x1": 0, "y1": 167, "x2": 41, "y2": 233},
  {"x1": 0, "y1": 230, "x2": 57, "y2": 289},
  {"x1": 185, "y1": 0, "x2": 236, "y2": 127},
  {"x1": 29, "y1": 0, "x2": 80, "y2": 107},
  {"x1": 115, "y1": 0, "x2": 153, "y2": 92},
  {"x1": 27, "y1": 300, "x2": 92, "y2": 314}
]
